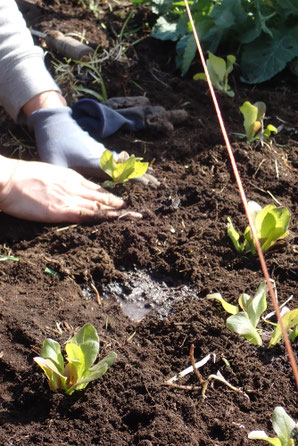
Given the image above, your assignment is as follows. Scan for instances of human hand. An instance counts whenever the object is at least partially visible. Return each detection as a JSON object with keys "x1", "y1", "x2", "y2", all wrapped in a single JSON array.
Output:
[{"x1": 0, "y1": 157, "x2": 142, "y2": 223}]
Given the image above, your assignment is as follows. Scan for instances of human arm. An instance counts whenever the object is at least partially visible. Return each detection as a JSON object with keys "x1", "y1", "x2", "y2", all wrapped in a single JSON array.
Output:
[
  {"x1": 0, "y1": 0, "x2": 61, "y2": 122},
  {"x1": 0, "y1": 156, "x2": 141, "y2": 223}
]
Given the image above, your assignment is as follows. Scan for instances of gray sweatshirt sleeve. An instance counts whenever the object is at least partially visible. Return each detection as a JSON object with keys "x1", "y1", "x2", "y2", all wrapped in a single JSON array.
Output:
[{"x1": 0, "y1": 0, "x2": 60, "y2": 121}]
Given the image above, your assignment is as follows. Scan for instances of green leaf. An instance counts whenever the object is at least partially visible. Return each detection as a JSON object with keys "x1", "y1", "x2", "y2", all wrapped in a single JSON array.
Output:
[
  {"x1": 275, "y1": 0, "x2": 298, "y2": 17},
  {"x1": 69, "y1": 323, "x2": 99, "y2": 369},
  {"x1": 65, "y1": 343, "x2": 85, "y2": 378},
  {"x1": 227, "y1": 217, "x2": 244, "y2": 252},
  {"x1": 240, "y1": 26, "x2": 298, "y2": 84},
  {"x1": 248, "y1": 431, "x2": 282, "y2": 445},
  {"x1": 100, "y1": 150, "x2": 116, "y2": 178},
  {"x1": 0, "y1": 255, "x2": 19, "y2": 262},
  {"x1": 113, "y1": 157, "x2": 136, "y2": 183},
  {"x1": 34, "y1": 357, "x2": 67, "y2": 392},
  {"x1": 44, "y1": 266, "x2": 61, "y2": 278},
  {"x1": 256, "y1": 206, "x2": 290, "y2": 252},
  {"x1": 39, "y1": 338, "x2": 64, "y2": 372},
  {"x1": 272, "y1": 407, "x2": 296, "y2": 446},
  {"x1": 239, "y1": 101, "x2": 259, "y2": 142},
  {"x1": 152, "y1": 16, "x2": 180, "y2": 41},
  {"x1": 226, "y1": 312, "x2": 263, "y2": 345},
  {"x1": 269, "y1": 309, "x2": 298, "y2": 347},
  {"x1": 176, "y1": 33, "x2": 197, "y2": 76},
  {"x1": 243, "y1": 205, "x2": 290, "y2": 253},
  {"x1": 263, "y1": 124, "x2": 278, "y2": 140},
  {"x1": 207, "y1": 293, "x2": 239, "y2": 315},
  {"x1": 245, "y1": 281, "x2": 267, "y2": 328},
  {"x1": 66, "y1": 351, "x2": 117, "y2": 395},
  {"x1": 289, "y1": 324, "x2": 298, "y2": 342},
  {"x1": 193, "y1": 73, "x2": 207, "y2": 81},
  {"x1": 73, "y1": 86, "x2": 104, "y2": 102}
]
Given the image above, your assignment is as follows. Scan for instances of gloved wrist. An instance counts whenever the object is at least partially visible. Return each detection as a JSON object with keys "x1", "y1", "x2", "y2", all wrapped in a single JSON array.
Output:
[{"x1": 27, "y1": 106, "x2": 113, "y2": 176}]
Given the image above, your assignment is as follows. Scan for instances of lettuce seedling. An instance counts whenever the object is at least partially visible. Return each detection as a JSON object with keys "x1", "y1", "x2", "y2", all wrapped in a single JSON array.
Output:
[
  {"x1": 269, "y1": 309, "x2": 298, "y2": 347},
  {"x1": 248, "y1": 406, "x2": 297, "y2": 446},
  {"x1": 227, "y1": 201, "x2": 290, "y2": 255},
  {"x1": 34, "y1": 323, "x2": 116, "y2": 395},
  {"x1": 193, "y1": 52, "x2": 235, "y2": 97},
  {"x1": 100, "y1": 149, "x2": 148, "y2": 188},
  {"x1": 207, "y1": 281, "x2": 268, "y2": 346},
  {"x1": 239, "y1": 101, "x2": 278, "y2": 143}
]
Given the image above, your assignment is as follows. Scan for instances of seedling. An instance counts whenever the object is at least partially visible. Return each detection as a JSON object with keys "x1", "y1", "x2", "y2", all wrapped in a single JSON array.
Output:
[
  {"x1": 248, "y1": 406, "x2": 297, "y2": 446},
  {"x1": 227, "y1": 201, "x2": 290, "y2": 255},
  {"x1": 100, "y1": 149, "x2": 148, "y2": 188},
  {"x1": 238, "y1": 101, "x2": 278, "y2": 143},
  {"x1": 208, "y1": 281, "x2": 297, "y2": 347},
  {"x1": 34, "y1": 323, "x2": 116, "y2": 395},
  {"x1": 269, "y1": 309, "x2": 298, "y2": 347},
  {"x1": 193, "y1": 52, "x2": 236, "y2": 97},
  {"x1": 0, "y1": 255, "x2": 19, "y2": 262},
  {"x1": 207, "y1": 281, "x2": 268, "y2": 346}
]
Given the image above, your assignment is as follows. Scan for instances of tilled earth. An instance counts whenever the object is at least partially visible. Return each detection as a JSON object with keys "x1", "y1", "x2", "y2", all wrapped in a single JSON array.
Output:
[{"x1": 0, "y1": 1, "x2": 297, "y2": 445}]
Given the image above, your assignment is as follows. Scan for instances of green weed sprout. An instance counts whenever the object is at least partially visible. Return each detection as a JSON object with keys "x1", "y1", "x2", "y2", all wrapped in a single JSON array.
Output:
[
  {"x1": 227, "y1": 201, "x2": 290, "y2": 255},
  {"x1": 239, "y1": 101, "x2": 278, "y2": 143},
  {"x1": 193, "y1": 52, "x2": 236, "y2": 97},
  {"x1": 34, "y1": 323, "x2": 116, "y2": 395},
  {"x1": 100, "y1": 149, "x2": 148, "y2": 188},
  {"x1": 207, "y1": 281, "x2": 268, "y2": 346},
  {"x1": 248, "y1": 406, "x2": 297, "y2": 446}
]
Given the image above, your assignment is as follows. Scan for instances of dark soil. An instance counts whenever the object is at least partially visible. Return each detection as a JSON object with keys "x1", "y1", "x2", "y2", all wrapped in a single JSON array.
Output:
[{"x1": 0, "y1": 1, "x2": 297, "y2": 445}]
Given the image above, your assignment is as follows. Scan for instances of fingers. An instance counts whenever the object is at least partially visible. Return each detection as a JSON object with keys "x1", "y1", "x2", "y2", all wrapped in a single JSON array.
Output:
[
  {"x1": 79, "y1": 179, "x2": 125, "y2": 208},
  {"x1": 64, "y1": 207, "x2": 142, "y2": 223},
  {"x1": 133, "y1": 173, "x2": 161, "y2": 188}
]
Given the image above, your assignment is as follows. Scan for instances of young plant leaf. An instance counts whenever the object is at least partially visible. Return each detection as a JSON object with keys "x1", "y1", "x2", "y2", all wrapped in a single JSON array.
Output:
[
  {"x1": 100, "y1": 149, "x2": 148, "y2": 185},
  {"x1": 193, "y1": 51, "x2": 235, "y2": 97},
  {"x1": 208, "y1": 281, "x2": 268, "y2": 346},
  {"x1": 240, "y1": 281, "x2": 267, "y2": 328},
  {"x1": 269, "y1": 309, "x2": 298, "y2": 347},
  {"x1": 226, "y1": 217, "x2": 244, "y2": 252},
  {"x1": 227, "y1": 203, "x2": 290, "y2": 255},
  {"x1": 100, "y1": 149, "x2": 116, "y2": 178},
  {"x1": 207, "y1": 293, "x2": 239, "y2": 315},
  {"x1": 249, "y1": 406, "x2": 297, "y2": 446},
  {"x1": 226, "y1": 312, "x2": 263, "y2": 346},
  {"x1": 66, "y1": 351, "x2": 117, "y2": 395},
  {"x1": 39, "y1": 338, "x2": 64, "y2": 372},
  {"x1": 239, "y1": 101, "x2": 278, "y2": 143},
  {"x1": 33, "y1": 357, "x2": 67, "y2": 392}
]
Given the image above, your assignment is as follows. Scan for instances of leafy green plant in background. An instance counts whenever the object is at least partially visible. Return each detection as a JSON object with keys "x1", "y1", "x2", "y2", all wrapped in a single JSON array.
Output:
[
  {"x1": 100, "y1": 149, "x2": 149, "y2": 188},
  {"x1": 34, "y1": 323, "x2": 116, "y2": 395},
  {"x1": 193, "y1": 51, "x2": 235, "y2": 97},
  {"x1": 132, "y1": 0, "x2": 298, "y2": 83},
  {"x1": 238, "y1": 101, "x2": 278, "y2": 143},
  {"x1": 207, "y1": 280, "x2": 268, "y2": 346},
  {"x1": 248, "y1": 406, "x2": 297, "y2": 445},
  {"x1": 227, "y1": 201, "x2": 290, "y2": 255}
]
